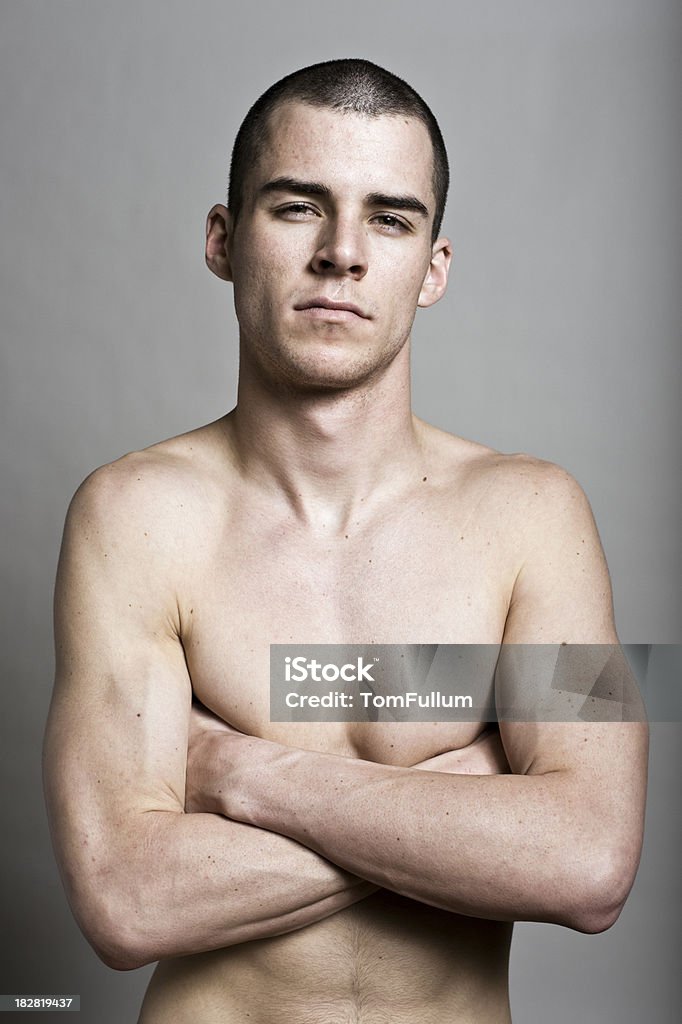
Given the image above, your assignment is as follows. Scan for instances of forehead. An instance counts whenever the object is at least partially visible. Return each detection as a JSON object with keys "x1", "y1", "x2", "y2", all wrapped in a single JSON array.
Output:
[{"x1": 253, "y1": 100, "x2": 435, "y2": 207}]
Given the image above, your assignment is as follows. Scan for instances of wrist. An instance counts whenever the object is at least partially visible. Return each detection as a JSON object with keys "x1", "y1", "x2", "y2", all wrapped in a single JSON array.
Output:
[
  {"x1": 185, "y1": 728, "x2": 227, "y2": 815},
  {"x1": 242, "y1": 743, "x2": 322, "y2": 838},
  {"x1": 215, "y1": 732, "x2": 300, "y2": 827}
]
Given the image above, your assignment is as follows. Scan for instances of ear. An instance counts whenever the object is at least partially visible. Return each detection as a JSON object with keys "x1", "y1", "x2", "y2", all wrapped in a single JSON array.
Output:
[
  {"x1": 205, "y1": 204, "x2": 233, "y2": 282},
  {"x1": 417, "y1": 236, "x2": 452, "y2": 308}
]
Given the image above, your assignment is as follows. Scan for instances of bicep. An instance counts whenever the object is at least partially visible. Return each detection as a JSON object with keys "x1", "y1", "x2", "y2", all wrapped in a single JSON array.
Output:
[
  {"x1": 502, "y1": 463, "x2": 617, "y2": 646},
  {"x1": 44, "y1": 471, "x2": 193, "y2": 888},
  {"x1": 496, "y1": 464, "x2": 647, "y2": 866}
]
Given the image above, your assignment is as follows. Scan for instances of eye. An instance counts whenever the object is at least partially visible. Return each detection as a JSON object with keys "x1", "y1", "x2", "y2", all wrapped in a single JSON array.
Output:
[
  {"x1": 276, "y1": 202, "x2": 320, "y2": 220},
  {"x1": 372, "y1": 214, "x2": 409, "y2": 234}
]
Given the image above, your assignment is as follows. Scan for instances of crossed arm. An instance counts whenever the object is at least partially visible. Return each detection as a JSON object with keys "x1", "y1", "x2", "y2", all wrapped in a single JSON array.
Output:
[
  {"x1": 186, "y1": 706, "x2": 646, "y2": 934},
  {"x1": 43, "y1": 460, "x2": 648, "y2": 971},
  {"x1": 44, "y1": 465, "x2": 386, "y2": 970}
]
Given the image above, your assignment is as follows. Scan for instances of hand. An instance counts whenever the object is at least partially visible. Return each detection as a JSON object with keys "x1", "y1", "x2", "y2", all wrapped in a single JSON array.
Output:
[
  {"x1": 413, "y1": 727, "x2": 510, "y2": 776},
  {"x1": 185, "y1": 702, "x2": 250, "y2": 815},
  {"x1": 185, "y1": 702, "x2": 288, "y2": 819}
]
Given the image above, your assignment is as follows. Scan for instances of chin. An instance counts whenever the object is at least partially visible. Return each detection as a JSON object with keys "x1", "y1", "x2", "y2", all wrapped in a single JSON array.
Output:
[
  {"x1": 276, "y1": 330, "x2": 411, "y2": 391},
  {"x1": 256, "y1": 339, "x2": 378, "y2": 393},
  {"x1": 278, "y1": 354, "x2": 391, "y2": 394},
  {"x1": 277, "y1": 365, "x2": 373, "y2": 394}
]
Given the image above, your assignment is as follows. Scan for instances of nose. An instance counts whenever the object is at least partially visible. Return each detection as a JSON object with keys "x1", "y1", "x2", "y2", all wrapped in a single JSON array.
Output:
[{"x1": 310, "y1": 215, "x2": 368, "y2": 280}]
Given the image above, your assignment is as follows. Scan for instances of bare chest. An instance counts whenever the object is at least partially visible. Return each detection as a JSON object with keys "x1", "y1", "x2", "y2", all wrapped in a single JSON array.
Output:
[{"x1": 181, "y1": 505, "x2": 515, "y2": 764}]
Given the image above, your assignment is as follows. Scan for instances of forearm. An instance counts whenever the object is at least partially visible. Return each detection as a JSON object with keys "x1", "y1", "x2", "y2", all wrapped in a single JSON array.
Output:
[
  {"x1": 212, "y1": 729, "x2": 646, "y2": 933},
  {"x1": 49, "y1": 803, "x2": 375, "y2": 970}
]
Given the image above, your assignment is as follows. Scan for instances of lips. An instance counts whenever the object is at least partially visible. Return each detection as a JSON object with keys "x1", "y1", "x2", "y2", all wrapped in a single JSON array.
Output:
[{"x1": 294, "y1": 298, "x2": 370, "y2": 319}]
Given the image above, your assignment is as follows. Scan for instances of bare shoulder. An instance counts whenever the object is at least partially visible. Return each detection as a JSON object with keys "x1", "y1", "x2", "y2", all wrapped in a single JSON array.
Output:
[
  {"x1": 418, "y1": 423, "x2": 601, "y2": 574},
  {"x1": 68, "y1": 420, "x2": 227, "y2": 526},
  {"x1": 57, "y1": 419, "x2": 231, "y2": 610},
  {"x1": 421, "y1": 442, "x2": 618, "y2": 643},
  {"x1": 419, "y1": 420, "x2": 592, "y2": 518},
  {"x1": 489, "y1": 452, "x2": 594, "y2": 522},
  {"x1": 473, "y1": 450, "x2": 600, "y2": 555},
  {"x1": 492, "y1": 455, "x2": 614, "y2": 643}
]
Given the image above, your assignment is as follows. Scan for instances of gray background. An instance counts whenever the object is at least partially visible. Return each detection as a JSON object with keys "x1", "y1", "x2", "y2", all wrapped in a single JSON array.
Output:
[{"x1": 1, "y1": 1, "x2": 679, "y2": 1021}]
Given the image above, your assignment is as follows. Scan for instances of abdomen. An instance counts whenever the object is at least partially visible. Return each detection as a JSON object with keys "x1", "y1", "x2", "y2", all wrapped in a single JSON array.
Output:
[{"x1": 139, "y1": 892, "x2": 513, "y2": 1024}]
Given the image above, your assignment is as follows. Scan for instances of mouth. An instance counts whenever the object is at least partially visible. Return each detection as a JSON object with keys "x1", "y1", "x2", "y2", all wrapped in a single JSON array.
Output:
[{"x1": 294, "y1": 298, "x2": 370, "y2": 321}]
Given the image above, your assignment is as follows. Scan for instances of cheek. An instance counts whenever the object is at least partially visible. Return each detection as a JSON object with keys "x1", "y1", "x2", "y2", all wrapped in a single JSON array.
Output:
[
  {"x1": 234, "y1": 238, "x2": 304, "y2": 296},
  {"x1": 374, "y1": 241, "x2": 430, "y2": 296},
  {"x1": 380, "y1": 265, "x2": 428, "y2": 323},
  {"x1": 232, "y1": 260, "x2": 261, "y2": 329}
]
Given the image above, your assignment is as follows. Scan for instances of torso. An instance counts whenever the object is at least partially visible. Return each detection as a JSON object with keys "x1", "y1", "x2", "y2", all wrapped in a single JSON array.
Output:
[{"x1": 138, "y1": 415, "x2": 526, "y2": 1023}]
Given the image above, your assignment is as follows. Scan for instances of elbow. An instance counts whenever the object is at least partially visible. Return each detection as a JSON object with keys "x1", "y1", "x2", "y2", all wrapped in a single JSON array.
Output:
[
  {"x1": 90, "y1": 918, "x2": 155, "y2": 972},
  {"x1": 86, "y1": 909, "x2": 160, "y2": 972},
  {"x1": 95, "y1": 946, "x2": 148, "y2": 973},
  {"x1": 561, "y1": 843, "x2": 640, "y2": 935},
  {"x1": 81, "y1": 904, "x2": 156, "y2": 972},
  {"x1": 68, "y1": 870, "x2": 160, "y2": 972},
  {"x1": 566, "y1": 897, "x2": 623, "y2": 936}
]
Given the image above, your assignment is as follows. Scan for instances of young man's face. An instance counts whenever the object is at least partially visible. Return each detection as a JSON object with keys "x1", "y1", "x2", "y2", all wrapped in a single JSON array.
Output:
[{"x1": 212, "y1": 100, "x2": 451, "y2": 391}]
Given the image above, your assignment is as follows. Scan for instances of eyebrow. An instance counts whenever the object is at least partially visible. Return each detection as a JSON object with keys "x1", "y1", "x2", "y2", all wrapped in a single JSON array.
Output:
[
  {"x1": 259, "y1": 177, "x2": 332, "y2": 199},
  {"x1": 259, "y1": 177, "x2": 429, "y2": 219},
  {"x1": 365, "y1": 192, "x2": 429, "y2": 219}
]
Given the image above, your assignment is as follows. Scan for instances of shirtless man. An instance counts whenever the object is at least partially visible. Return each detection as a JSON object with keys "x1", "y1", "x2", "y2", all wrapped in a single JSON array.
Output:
[{"x1": 43, "y1": 59, "x2": 648, "y2": 1023}]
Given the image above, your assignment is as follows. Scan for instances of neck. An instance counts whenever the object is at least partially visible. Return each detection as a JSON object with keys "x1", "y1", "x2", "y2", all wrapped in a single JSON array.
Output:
[{"x1": 225, "y1": 343, "x2": 426, "y2": 532}]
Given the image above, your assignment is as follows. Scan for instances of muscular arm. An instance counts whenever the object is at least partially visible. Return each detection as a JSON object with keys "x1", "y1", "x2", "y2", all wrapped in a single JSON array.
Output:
[
  {"x1": 188, "y1": 464, "x2": 648, "y2": 933},
  {"x1": 43, "y1": 461, "x2": 375, "y2": 971}
]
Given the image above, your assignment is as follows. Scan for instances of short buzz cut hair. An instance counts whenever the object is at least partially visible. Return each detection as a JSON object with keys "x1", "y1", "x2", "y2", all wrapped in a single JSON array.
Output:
[{"x1": 228, "y1": 58, "x2": 449, "y2": 243}]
